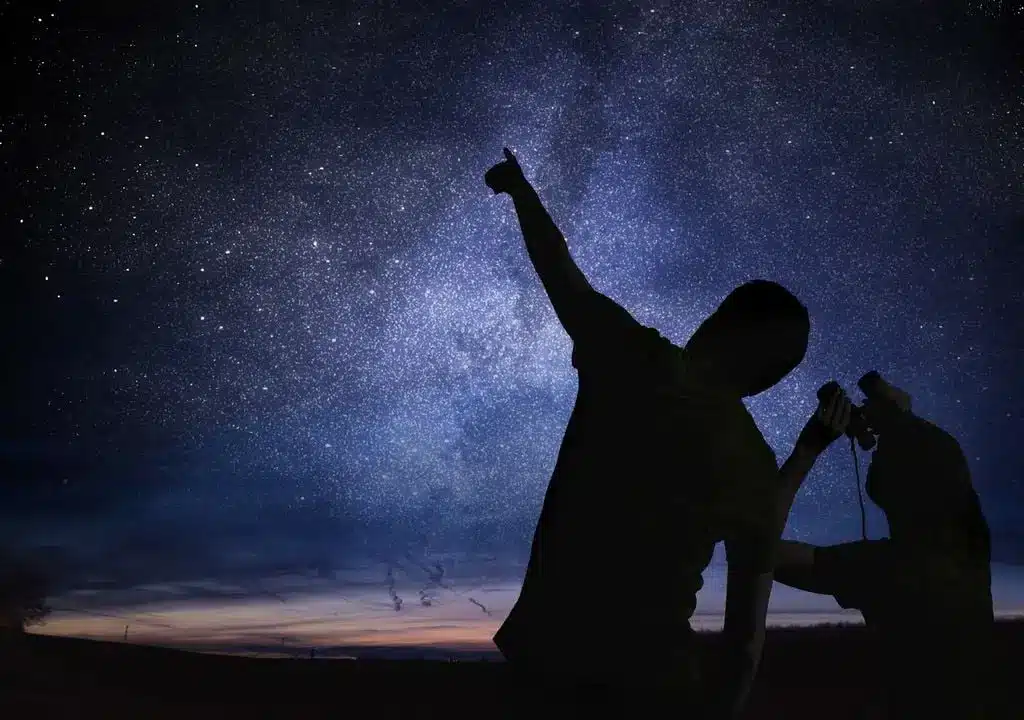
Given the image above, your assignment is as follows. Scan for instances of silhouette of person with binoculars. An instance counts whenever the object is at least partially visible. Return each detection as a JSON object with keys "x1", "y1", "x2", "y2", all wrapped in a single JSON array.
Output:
[{"x1": 775, "y1": 372, "x2": 993, "y2": 719}]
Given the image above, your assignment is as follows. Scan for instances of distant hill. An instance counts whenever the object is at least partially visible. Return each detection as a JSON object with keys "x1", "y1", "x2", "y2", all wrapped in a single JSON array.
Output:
[{"x1": 1, "y1": 621, "x2": 1021, "y2": 718}]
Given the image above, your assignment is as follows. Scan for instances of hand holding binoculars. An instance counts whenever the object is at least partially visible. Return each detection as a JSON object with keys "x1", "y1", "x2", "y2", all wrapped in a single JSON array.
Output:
[{"x1": 816, "y1": 371, "x2": 885, "y2": 451}]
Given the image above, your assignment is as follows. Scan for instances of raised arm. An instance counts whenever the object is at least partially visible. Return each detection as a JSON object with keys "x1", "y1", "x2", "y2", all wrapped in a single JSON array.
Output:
[
  {"x1": 485, "y1": 148, "x2": 640, "y2": 346},
  {"x1": 707, "y1": 387, "x2": 850, "y2": 718},
  {"x1": 775, "y1": 386, "x2": 852, "y2": 529}
]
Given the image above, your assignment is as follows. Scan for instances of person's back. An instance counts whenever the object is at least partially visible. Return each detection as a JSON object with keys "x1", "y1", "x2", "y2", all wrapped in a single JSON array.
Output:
[
  {"x1": 495, "y1": 330, "x2": 781, "y2": 683},
  {"x1": 771, "y1": 381, "x2": 994, "y2": 718},
  {"x1": 863, "y1": 409, "x2": 993, "y2": 718},
  {"x1": 867, "y1": 412, "x2": 990, "y2": 564}
]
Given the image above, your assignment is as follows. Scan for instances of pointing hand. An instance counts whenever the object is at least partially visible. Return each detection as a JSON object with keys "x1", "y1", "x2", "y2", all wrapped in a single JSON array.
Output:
[{"x1": 484, "y1": 147, "x2": 528, "y2": 196}]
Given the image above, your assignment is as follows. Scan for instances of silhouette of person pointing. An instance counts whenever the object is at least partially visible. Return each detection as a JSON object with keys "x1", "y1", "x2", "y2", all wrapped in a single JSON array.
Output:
[{"x1": 486, "y1": 148, "x2": 811, "y2": 717}]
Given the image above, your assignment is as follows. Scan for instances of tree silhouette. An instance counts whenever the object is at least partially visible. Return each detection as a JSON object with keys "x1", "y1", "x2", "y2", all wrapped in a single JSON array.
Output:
[{"x1": 0, "y1": 555, "x2": 51, "y2": 632}]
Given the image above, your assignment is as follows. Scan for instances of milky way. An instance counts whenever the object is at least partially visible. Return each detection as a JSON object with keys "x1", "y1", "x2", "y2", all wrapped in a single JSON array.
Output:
[{"x1": 2, "y1": 0, "x2": 1022, "y2": 601}]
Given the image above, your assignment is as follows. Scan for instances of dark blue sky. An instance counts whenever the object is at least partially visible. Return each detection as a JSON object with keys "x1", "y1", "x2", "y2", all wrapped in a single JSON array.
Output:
[{"x1": 1, "y1": 0, "x2": 1022, "y2": 645}]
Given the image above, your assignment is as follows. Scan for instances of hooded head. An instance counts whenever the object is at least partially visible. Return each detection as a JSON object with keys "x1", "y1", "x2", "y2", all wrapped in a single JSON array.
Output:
[{"x1": 684, "y1": 280, "x2": 810, "y2": 398}]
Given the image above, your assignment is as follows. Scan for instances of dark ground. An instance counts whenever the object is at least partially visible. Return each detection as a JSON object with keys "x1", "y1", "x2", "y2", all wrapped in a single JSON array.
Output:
[{"x1": 1, "y1": 621, "x2": 1021, "y2": 718}]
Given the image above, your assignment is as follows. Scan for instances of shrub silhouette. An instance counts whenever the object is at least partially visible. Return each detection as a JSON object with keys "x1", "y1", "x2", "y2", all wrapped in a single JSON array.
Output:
[{"x1": 0, "y1": 554, "x2": 51, "y2": 632}]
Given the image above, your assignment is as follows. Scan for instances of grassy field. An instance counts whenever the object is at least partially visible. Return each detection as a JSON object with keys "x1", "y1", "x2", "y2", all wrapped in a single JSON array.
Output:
[{"x1": 2, "y1": 621, "x2": 1020, "y2": 718}]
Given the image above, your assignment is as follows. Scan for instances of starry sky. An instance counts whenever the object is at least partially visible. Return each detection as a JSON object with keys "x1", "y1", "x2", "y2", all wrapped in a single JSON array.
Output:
[{"x1": 2, "y1": 0, "x2": 1023, "y2": 653}]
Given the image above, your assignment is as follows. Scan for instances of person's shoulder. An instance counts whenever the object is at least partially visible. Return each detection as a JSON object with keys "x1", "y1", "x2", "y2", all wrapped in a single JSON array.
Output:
[
  {"x1": 731, "y1": 399, "x2": 779, "y2": 463},
  {"x1": 684, "y1": 395, "x2": 779, "y2": 536},
  {"x1": 572, "y1": 321, "x2": 675, "y2": 371},
  {"x1": 636, "y1": 323, "x2": 676, "y2": 353},
  {"x1": 629, "y1": 324, "x2": 684, "y2": 374},
  {"x1": 909, "y1": 414, "x2": 966, "y2": 460}
]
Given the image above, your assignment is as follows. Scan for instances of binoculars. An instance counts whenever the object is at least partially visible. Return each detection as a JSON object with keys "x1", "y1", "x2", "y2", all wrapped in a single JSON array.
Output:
[{"x1": 816, "y1": 371, "x2": 885, "y2": 451}]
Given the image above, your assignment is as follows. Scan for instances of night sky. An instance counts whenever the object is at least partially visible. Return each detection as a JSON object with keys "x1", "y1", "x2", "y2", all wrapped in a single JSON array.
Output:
[{"x1": 2, "y1": 0, "x2": 1022, "y2": 653}]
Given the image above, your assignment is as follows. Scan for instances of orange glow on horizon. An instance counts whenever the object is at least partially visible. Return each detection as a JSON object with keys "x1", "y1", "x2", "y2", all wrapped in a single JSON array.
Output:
[{"x1": 35, "y1": 568, "x2": 1024, "y2": 655}]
